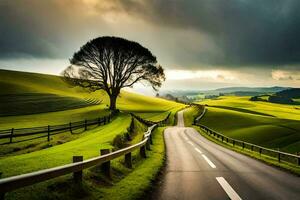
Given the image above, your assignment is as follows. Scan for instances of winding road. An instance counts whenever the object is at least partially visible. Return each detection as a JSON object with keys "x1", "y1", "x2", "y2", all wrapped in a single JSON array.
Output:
[{"x1": 152, "y1": 110, "x2": 300, "y2": 200}]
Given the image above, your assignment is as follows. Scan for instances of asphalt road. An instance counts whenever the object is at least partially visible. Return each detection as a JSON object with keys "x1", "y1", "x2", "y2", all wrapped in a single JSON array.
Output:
[{"x1": 151, "y1": 110, "x2": 300, "y2": 200}]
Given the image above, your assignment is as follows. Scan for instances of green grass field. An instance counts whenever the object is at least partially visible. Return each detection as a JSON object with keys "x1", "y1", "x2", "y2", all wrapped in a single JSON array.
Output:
[
  {"x1": 0, "y1": 69, "x2": 184, "y2": 199},
  {"x1": 197, "y1": 96, "x2": 300, "y2": 154}
]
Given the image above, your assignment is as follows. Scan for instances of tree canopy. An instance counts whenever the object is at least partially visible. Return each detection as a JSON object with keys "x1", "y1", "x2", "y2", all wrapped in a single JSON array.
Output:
[{"x1": 63, "y1": 36, "x2": 165, "y2": 111}]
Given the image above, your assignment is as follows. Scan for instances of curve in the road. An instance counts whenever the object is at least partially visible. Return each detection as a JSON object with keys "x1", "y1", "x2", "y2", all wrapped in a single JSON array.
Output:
[{"x1": 152, "y1": 110, "x2": 300, "y2": 200}]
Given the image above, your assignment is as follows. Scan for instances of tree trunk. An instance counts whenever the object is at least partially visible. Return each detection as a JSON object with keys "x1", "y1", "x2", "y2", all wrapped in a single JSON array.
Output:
[{"x1": 109, "y1": 94, "x2": 117, "y2": 111}]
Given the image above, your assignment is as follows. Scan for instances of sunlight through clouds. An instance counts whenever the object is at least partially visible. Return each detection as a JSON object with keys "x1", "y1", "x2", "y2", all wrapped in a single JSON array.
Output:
[{"x1": 165, "y1": 70, "x2": 236, "y2": 81}]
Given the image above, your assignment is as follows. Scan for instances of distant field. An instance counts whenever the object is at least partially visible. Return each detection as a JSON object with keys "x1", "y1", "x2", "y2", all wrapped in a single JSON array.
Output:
[
  {"x1": 197, "y1": 96, "x2": 300, "y2": 154},
  {"x1": 199, "y1": 96, "x2": 300, "y2": 120}
]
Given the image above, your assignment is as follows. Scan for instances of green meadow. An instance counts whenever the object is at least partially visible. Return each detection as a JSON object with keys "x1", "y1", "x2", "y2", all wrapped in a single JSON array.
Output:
[
  {"x1": 197, "y1": 96, "x2": 300, "y2": 154},
  {"x1": 0, "y1": 69, "x2": 184, "y2": 199}
]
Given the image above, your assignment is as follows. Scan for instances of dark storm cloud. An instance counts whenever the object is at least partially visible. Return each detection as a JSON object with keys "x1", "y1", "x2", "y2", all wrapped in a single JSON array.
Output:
[
  {"x1": 0, "y1": 1, "x2": 60, "y2": 58},
  {"x1": 1, "y1": 0, "x2": 300, "y2": 68},
  {"x1": 118, "y1": 0, "x2": 300, "y2": 66},
  {"x1": 0, "y1": 0, "x2": 108, "y2": 59}
]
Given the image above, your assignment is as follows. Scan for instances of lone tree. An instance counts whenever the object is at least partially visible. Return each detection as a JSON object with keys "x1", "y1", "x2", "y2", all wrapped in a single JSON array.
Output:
[{"x1": 63, "y1": 36, "x2": 165, "y2": 112}]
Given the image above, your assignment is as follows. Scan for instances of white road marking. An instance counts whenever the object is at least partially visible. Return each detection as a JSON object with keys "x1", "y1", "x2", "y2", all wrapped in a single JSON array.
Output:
[
  {"x1": 194, "y1": 147, "x2": 202, "y2": 154},
  {"x1": 188, "y1": 141, "x2": 194, "y2": 146},
  {"x1": 216, "y1": 177, "x2": 242, "y2": 200},
  {"x1": 202, "y1": 154, "x2": 216, "y2": 168}
]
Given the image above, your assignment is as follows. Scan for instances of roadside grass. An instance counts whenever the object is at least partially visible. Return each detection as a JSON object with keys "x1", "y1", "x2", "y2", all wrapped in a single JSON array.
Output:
[
  {"x1": 183, "y1": 106, "x2": 202, "y2": 127},
  {"x1": 184, "y1": 106, "x2": 300, "y2": 176},
  {"x1": 3, "y1": 120, "x2": 167, "y2": 200},
  {"x1": 97, "y1": 127, "x2": 166, "y2": 200}
]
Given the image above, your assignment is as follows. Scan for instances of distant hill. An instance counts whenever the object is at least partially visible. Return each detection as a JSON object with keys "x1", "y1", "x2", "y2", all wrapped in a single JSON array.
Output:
[
  {"x1": 276, "y1": 88, "x2": 300, "y2": 99},
  {"x1": 250, "y1": 88, "x2": 300, "y2": 104},
  {"x1": 214, "y1": 86, "x2": 290, "y2": 93},
  {"x1": 161, "y1": 86, "x2": 290, "y2": 99}
]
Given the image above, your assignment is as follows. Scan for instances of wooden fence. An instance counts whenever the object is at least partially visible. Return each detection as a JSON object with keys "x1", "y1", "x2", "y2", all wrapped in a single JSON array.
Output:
[
  {"x1": 0, "y1": 123, "x2": 157, "y2": 199},
  {"x1": 131, "y1": 112, "x2": 171, "y2": 126},
  {"x1": 0, "y1": 114, "x2": 112, "y2": 144},
  {"x1": 193, "y1": 107, "x2": 300, "y2": 166}
]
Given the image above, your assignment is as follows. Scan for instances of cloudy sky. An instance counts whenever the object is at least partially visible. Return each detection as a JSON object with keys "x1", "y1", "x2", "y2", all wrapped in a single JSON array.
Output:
[{"x1": 0, "y1": 0, "x2": 300, "y2": 91}]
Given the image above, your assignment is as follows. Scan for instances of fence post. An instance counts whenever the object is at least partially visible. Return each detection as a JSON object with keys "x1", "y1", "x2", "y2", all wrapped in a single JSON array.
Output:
[
  {"x1": 69, "y1": 122, "x2": 73, "y2": 134},
  {"x1": 242, "y1": 142, "x2": 245, "y2": 149},
  {"x1": 259, "y1": 148, "x2": 262, "y2": 156},
  {"x1": 98, "y1": 117, "x2": 101, "y2": 125},
  {"x1": 140, "y1": 145, "x2": 146, "y2": 158},
  {"x1": 0, "y1": 192, "x2": 4, "y2": 200},
  {"x1": 10, "y1": 128, "x2": 14, "y2": 143},
  {"x1": 226, "y1": 138, "x2": 228, "y2": 143},
  {"x1": 298, "y1": 157, "x2": 300, "y2": 166},
  {"x1": 251, "y1": 145, "x2": 254, "y2": 151},
  {"x1": 278, "y1": 152, "x2": 281, "y2": 162},
  {"x1": 149, "y1": 134, "x2": 153, "y2": 145},
  {"x1": 47, "y1": 125, "x2": 50, "y2": 142},
  {"x1": 233, "y1": 140, "x2": 235, "y2": 146},
  {"x1": 73, "y1": 156, "x2": 83, "y2": 184},
  {"x1": 146, "y1": 138, "x2": 151, "y2": 150},
  {"x1": 0, "y1": 172, "x2": 4, "y2": 200},
  {"x1": 125, "y1": 152, "x2": 132, "y2": 168},
  {"x1": 84, "y1": 119, "x2": 87, "y2": 131},
  {"x1": 221, "y1": 136, "x2": 223, "y2": 142},
  {"x1": 100, "y1": 149, "x2": 111, "y2": 178}
]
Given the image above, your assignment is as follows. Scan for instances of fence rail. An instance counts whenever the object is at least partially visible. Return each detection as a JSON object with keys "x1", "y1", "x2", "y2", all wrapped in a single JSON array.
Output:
[
  {"x1": 0, "y1": 114, "x2": 112, "y2": 144},
  {"x1": 131, "y1": 111, "x2": 171, "y2": 126},
  {"x1": 0, "y1": 123, "x2": 157, "y2": 199},
  {"x1": 193, "y1": 107, "x2": 300, "y2": 166}
]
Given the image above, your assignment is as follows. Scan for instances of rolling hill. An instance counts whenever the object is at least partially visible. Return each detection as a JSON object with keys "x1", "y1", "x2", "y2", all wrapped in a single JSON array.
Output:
[
  {"x1": 197, "y1": 96, "x2": 300, "y2": 153},
  {"x1": 0, "y1": 69, "x2": 182, "y2": 129}
]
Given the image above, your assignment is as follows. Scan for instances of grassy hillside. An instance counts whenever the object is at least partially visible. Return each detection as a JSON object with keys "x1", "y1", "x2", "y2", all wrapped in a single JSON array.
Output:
[
  {"x1": 197, "y1": 96, "x2": 300, "y2": 153},
  {"x1": 0, "y1": 69, "x2": 182, "y2": 129},
  {"x1": 0, "y1": 93, "x2": 101, "y2": 116},
  {"x1": 199, "y1": 96, "x2": 300, "y2": 120},
  {"x1": 0, "y1": 69, "x2": 184, "y2": 155}
]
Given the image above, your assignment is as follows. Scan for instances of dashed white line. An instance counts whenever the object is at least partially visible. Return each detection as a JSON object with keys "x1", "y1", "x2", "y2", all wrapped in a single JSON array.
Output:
[
  {"x1": 194, "y1": 147, "x2": 202, "y2": 154},
  {"x1": 216, "y1": 177, "x2": 242, "y2": 200},
  {"x1": 186, "y1": 138, "x2": 216, "y2": 169},
  {"x1": 202, "y1": 154, "x2": 216, "y2": 168},
  {"x1": 188, "y1": 141, "x2": 194, "y2": 146}
]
